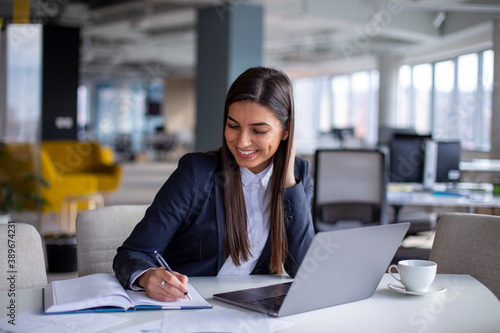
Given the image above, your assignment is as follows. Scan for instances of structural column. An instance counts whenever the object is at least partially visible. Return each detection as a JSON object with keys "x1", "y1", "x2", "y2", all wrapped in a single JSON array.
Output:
[
  {"x1": 491, "y1": 18, "x2": 500, "y2": 159},
  {"x1": 195, "y1": 3, "x2": 263, "y2": 151},
  {"x1": 377, "y1": 53, "x2": 400, "y2": 141},
  {"x1": 41, "y1": 24, "x2": 80, "y2": 140},
  {"x1": 164, "y1": 76, "x2": 195, "y2": 137}
]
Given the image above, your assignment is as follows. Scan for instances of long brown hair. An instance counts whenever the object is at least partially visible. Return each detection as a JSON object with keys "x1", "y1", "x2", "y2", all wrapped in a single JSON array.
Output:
[{"x1": 221, "y1": 67, "x2": 295, "y2": 274}]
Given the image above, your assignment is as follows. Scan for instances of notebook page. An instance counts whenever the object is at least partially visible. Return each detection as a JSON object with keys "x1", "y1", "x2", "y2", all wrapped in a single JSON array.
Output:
[
  {"x1": 126, "y1": 283, "x2": 211, "y2": 308},
  {"x1": 49, "y1": 273, "x2": 131, "y2": 312}
]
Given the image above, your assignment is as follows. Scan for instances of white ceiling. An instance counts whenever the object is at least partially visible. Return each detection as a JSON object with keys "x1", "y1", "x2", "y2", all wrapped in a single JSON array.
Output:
[{"x1": 5, "y1": 0, "x2": 500, "y2": 80}]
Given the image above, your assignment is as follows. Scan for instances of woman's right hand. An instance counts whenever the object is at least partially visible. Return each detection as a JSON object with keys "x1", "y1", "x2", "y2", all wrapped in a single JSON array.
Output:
[{"x1": 137, "y1": 267, "x2": 189, "y2": 302}]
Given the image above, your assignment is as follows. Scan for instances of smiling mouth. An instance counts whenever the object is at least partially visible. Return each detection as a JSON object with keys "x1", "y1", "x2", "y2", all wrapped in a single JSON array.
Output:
[{"x1": 237, "y1": 149, "x2": 258, "y2": 156}]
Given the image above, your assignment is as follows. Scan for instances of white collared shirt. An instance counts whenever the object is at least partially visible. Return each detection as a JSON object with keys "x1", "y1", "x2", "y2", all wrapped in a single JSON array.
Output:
[{"x1": 217, "y1": 163, "x2": 273, "y2": 276}]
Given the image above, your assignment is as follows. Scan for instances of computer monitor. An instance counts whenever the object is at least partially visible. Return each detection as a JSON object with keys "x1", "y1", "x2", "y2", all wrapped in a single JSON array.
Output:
[
  {"x1": 435, "y1": 141, "x2": 461, "y2": 183},
  {"x1": 423, "y1": 140, "x2": 461, "y2": 188},
  {"x1": 388, "y1": 134, "x2": 431, "y2": 183},
  {"x1": 377, "y1": 126, "x2": 417, "y2": 146},
  {"x1": 331, "y1": 127, "x2": 354, "y2": 141},
  {"x1": 146, "y1": 100, "x2": 161, "y2": 116}
]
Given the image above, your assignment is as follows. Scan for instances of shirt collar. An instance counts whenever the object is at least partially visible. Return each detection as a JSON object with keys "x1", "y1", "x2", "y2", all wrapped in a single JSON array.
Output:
[{"x1": 240, "y1": 162, "x2": 274, "y2": 188}]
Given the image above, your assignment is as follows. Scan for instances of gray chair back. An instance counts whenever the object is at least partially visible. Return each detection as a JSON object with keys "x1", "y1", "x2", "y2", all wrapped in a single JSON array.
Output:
[
  {"x1": 76, "y1": 205, "x2": 148, "y2": 276},
  {"x1": 429, "y1": 212, "x2": 500, "y2": 300},
  {"x1": 312, "y1": 149, "x2": 388, "y2": 232},
  {"x1": 0, "y1": 223, "x2": 47, "y2": 290}
]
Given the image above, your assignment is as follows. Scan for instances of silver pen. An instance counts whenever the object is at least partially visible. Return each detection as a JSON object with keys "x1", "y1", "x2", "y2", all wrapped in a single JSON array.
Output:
[{"x1": 154, "y1": 250, "x2": 192, "y2": 300}]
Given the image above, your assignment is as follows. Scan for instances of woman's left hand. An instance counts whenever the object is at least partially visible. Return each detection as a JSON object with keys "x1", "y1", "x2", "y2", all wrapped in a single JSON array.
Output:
[{"x1": 284, "y1": 140, "x2": 297, "y2": 188}]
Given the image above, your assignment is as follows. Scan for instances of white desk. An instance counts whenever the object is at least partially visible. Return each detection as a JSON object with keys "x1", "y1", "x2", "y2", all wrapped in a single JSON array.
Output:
[
  {"x1": 459, "y1": 159, "x2": 499, "y2": 186},
  {"x1": 460, "y1": 159, "x2": 500, "y2": 173},
  {"x1": 1, "y1": 274, "x2": 499, "y2": 332},
  {"x1": 387, "y1": 190, "x2": 500, "y2": 215}
]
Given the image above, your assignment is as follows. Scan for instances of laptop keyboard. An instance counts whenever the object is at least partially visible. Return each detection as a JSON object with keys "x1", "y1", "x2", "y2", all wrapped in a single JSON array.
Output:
[{"x1": 244, "y1": 294, "x2": 286, "y2": 312}]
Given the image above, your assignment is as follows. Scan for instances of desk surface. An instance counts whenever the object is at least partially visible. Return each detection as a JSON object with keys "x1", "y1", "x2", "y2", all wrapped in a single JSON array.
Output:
[
  {"x1": 387, "y1": 189, "x2": 500, "y2": 209},
  {"x1": 1, "y1": 274, "x2": 499, "y2": 332},
  {"x1": 460, "y1": 159, "x2": 500, "y2": 172}
]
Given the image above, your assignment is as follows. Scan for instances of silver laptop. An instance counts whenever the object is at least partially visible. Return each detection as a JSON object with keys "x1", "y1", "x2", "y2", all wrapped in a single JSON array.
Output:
[{"x1": 213, "y1": 222, "x2": 410, "y2": 317}]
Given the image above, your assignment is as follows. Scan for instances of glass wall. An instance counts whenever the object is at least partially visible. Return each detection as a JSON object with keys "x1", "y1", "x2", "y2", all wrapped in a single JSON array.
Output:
[
  {"x1": 0, "y1": 24, "x2": 43, "y2": 223},
  {"x1": 4, "y1": 24, "x2": 42, "y2": 143},
  {"x1": 78, "y1": 79, "x2": 169, "y2": 161},
  {"x1": 93, "y1": 81, "x2": 147, "y2": 154}
]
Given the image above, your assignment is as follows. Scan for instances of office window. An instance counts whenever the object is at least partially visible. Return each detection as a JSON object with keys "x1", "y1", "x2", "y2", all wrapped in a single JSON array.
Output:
[
  {"x1": 396, "y1": 64, "x2": 432, "y2": 134},
  {"x1": 412, "y1": 64, "x2": 432, "y2": 134},
  {"x1": 433, "y1": 60, "x2": 455, "y2": 140},
  {"x1": 351, "y1": 71, "x2": 378, "y2": 144},
  {"x1": 330, "y1": 70, "x2": 379, "y2": 145},
  {"x1": 331, "y1": 75, "x2": 350, "y2": 128},
  {"x1": 457, "y1": 53, "x2": 479, "y2": 149},
  {"x1": 293, "y1": 70, "x2": 379, "y2": 153},
  {"x1": 351, "y1": 72, "x2": 369, "y2": 138},
  {"x1": 480, "y1": 50, "x2": 493, "y2": 151},
  {"x1": 399, "y1": 49, "x2": 493, "y2": 151},
  {"x1": 77, "y1": 85, "x2": 89, "y2": 139},
  {"x1": 293, "y1": 76, "x2": 329, "y2": 154},
  {"x1": 396, "y1": 65, "x2": 412, "y2": 128}
]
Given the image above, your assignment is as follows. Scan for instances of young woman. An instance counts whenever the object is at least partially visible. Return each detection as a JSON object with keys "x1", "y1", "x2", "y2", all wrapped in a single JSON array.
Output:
[{"x1": 113, "y1": 67, "x2": 315, "y2": 302}]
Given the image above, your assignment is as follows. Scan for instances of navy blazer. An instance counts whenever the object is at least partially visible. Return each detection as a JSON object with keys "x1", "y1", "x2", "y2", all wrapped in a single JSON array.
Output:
[{"x1": 113, "y1": 149, "x2": 315, "y2": 288}]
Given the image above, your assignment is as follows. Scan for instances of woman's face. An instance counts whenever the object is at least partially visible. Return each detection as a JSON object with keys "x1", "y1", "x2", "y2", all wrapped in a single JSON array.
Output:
[{"x1": 225, "y1": 101, "x2": 288, "y2": 174}]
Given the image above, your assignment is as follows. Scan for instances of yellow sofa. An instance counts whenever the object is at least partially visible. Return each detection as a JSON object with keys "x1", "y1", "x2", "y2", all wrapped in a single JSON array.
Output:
[
  {"x1": 0, "y1": 141, "x2": 122, "y2": 212},
  {"x1": 41, "y1": 140, "x2": 122, "y2": 193}
]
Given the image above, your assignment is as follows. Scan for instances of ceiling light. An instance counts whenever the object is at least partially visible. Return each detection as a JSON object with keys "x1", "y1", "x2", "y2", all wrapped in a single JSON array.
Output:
[{"x1": 433, "y1": 11, "x2": 446, "y2": 29}]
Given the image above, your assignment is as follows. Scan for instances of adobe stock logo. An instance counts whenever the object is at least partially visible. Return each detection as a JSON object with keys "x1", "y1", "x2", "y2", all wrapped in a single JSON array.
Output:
[
  {"x1": 290, "y1": 233, "x2": 340, "y2": 292},
  {"x1": 402, "y1": 277, "x2": 468, "y2": 333},
  {"x1": 339, "y1": 0, "x2": 403, "y2": 62}
]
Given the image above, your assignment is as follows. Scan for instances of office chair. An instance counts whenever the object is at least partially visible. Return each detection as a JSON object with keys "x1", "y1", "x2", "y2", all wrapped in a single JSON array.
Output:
[
  {"x1": 75, "y1": 205, "x2": 148, "y2": 276},
  {"x1": 312, "y1": 149, "x2": 388, "y2": 232},
  {"x1": 429, "y1": 212, "x2": 500, "y2": 300},
  {"x1": 0, "y1": 223, "x2": 47, "y2": 290}
]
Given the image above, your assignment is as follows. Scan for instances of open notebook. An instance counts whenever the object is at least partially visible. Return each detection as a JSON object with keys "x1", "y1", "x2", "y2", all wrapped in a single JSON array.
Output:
[{"x1": 43, "y1": 273, "x2": 211, "y2": 314}]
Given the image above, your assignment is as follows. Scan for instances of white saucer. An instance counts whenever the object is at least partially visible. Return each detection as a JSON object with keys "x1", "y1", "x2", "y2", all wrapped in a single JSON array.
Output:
[{"x1": 387, "y1": 283, "x2": 447, "y2": 296}]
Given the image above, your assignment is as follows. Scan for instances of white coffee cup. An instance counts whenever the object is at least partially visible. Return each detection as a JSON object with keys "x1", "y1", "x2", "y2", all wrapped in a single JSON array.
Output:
[{"x1": 389, "y1": 259, "x2": 437, "y2": 292}]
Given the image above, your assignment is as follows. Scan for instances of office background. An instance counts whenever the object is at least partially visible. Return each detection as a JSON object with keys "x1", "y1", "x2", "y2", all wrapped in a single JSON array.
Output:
[
  {"x1": 1, "y1": 1, "x2": 500, "y2": 232},
  {"x1": 2, "y1": 0, "x2": 500, "y2": 157}
]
